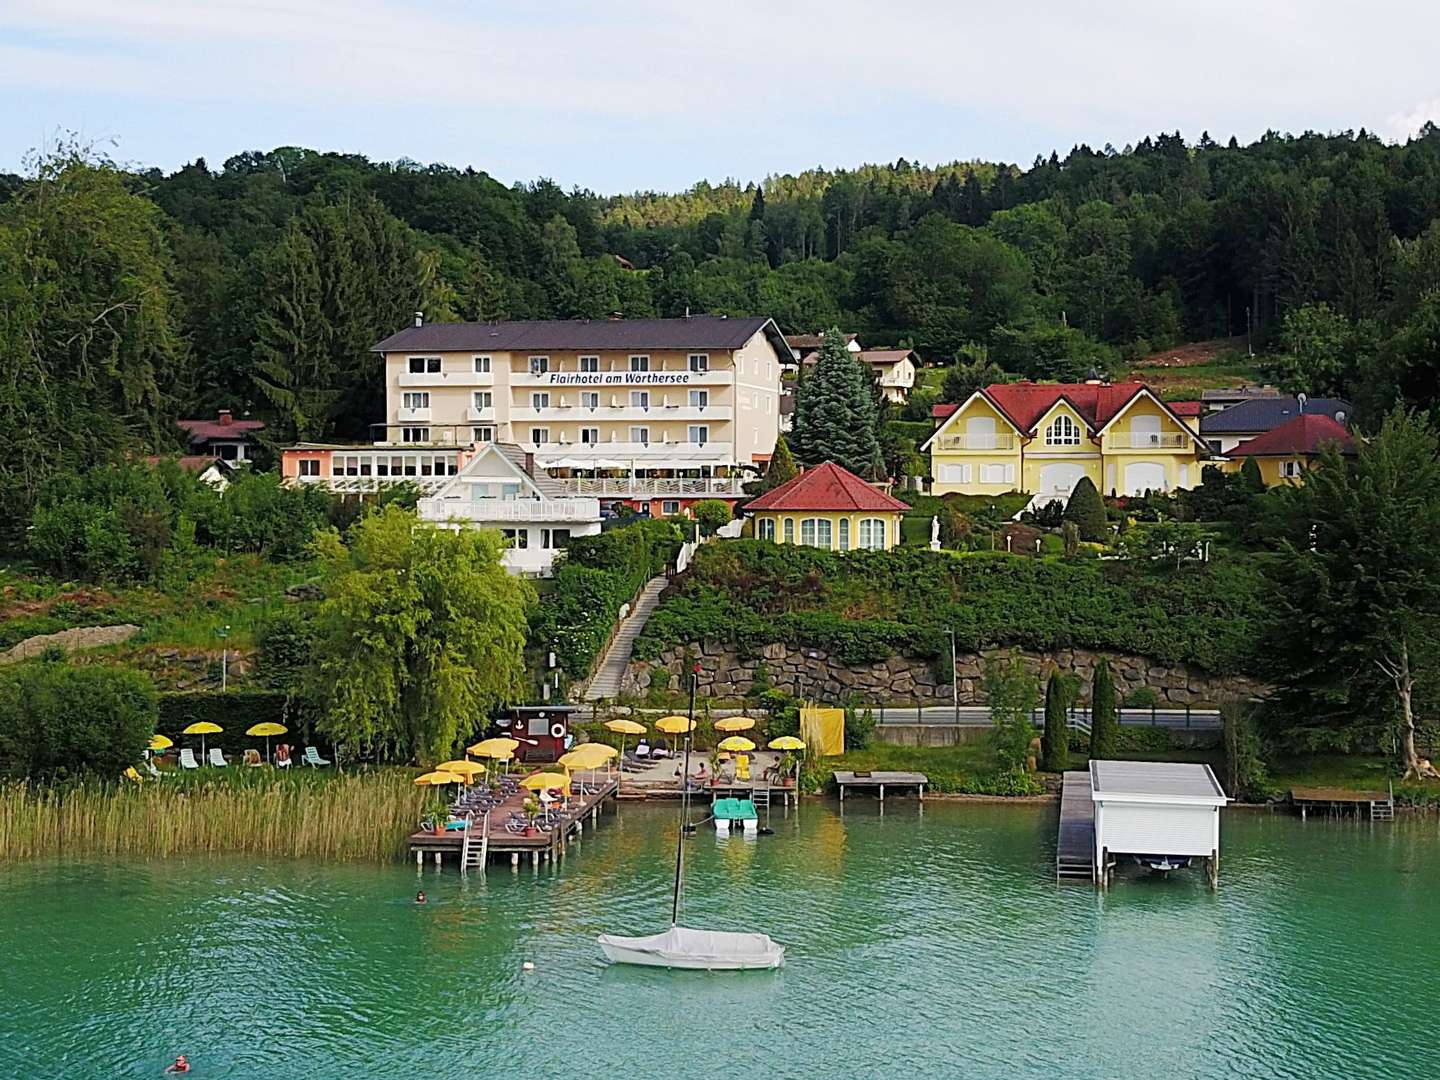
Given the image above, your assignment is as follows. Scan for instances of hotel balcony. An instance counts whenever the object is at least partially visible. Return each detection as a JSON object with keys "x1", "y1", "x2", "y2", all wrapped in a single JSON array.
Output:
[
  {"x1": 931, "y1": 433, "x2": 1017, "y2": 452},
  {"x1": 554, "y1": 476, "x2": 749, "y2": 499},
  {"x1": 508, "y1": 404, "x2": 732, "y2": 423},
  {"x1": 466, "y1": 406, "x2": 496, "y2": 422},
  {"x1": 1103, "y1": 432, "x2": 1190, "y2": 450},
  {"x1": 529, "y1": 440, "x2": 736, "y2": 467},
  {"x1": 416, "y1": 496, "x2": 601, "y2": 524},
  {"x1": 510, "y1": 368, "x2": 732, "y2": 387},
  {"x1": 397, "y1": 371, "x2": 493, "y2": 388},
  {"x1": 396, "y1": 407, "x2": 433, "y2": 423}
]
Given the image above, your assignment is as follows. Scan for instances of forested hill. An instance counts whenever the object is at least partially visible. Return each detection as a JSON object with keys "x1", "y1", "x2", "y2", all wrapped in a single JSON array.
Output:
[{"x1": 3, "y1": 128, "x2": 1440, "y2": 522}]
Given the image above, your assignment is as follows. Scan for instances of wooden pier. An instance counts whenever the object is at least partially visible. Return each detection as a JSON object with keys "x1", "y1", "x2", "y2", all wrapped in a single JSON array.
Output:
[
  {"x1": 1290, "y1": 786, "x2": 1395, "y2": 822},
  {"x1": 407, "y1": 777, "x2": 620, "y2": 871},
  {"x1": 833, "y1": 770, "x2": 927, "y2": 802},
  {"x1": 1056, "y1": 771, "x2": 1096, "y2": 882}
]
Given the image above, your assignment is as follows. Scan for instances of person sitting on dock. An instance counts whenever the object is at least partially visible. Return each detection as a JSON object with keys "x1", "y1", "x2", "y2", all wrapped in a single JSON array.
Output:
[{"x1": 164, "y1": 1055, "x2": 190, "y2": 1073}]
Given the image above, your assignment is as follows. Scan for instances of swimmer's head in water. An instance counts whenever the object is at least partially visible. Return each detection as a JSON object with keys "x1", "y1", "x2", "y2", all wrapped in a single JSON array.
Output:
[{"x1": 416, "y1": 891, "x2": 426, "y2": 903}]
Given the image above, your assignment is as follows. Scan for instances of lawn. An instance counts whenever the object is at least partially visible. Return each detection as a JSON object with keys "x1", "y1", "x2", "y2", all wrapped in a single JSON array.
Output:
[{"x1": 823, "y1": 742, "x2": 1033, "y2": 795}]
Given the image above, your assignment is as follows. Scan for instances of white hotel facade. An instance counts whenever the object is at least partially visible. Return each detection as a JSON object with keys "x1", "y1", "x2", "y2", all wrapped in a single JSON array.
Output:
[{"x1": 283, "y1": 315, "x2": 791, "y2": 517}]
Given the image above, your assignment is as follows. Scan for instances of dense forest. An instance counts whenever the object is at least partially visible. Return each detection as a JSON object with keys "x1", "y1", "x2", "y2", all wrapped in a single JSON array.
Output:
[{"x1": 4, "y1": 127, "x2": 1440, "y2": 523}]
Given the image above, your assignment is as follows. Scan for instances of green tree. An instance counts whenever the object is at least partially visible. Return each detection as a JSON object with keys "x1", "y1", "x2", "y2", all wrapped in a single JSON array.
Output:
[
  {"x1": 1259, "y1": 409, "x2": 1440, "y2": 778},
  {"x1": 1088, "y1": 658, "x2": 1118, "y2": 759},
  {"x1": 692, "y1": 499, "x2": 732, "y2": 536},
  {"x1": 791, "y1": 327, "x2": 882, "y2": 474},
  {"x1": 0, "y1": 661, "x2": 157, "y2": 782},
  {"x1": 1041, "y1": 669, "x2": 1070, "y2": 772},
  {"x1": 758, "y1": 434, "x2": 798, "y2": 493},
  {"x1": 983, "y1": 649, "x2": 1038, "y2": 772},
  {"x1": 1239, "y1": 456, "x2": 1266, "y2": 493},
  {"x1": 941, "y1": 356, "x2": 1006, "y2": 403},
  {"x1": 1270, "y1": 302, "x2": 1358, "y2": 396},
  {"x1": 1063, "y1": 476, "x2": 1108, "y2": 541},
  {"x1": 308, "y1": 507, "x2": 535, "y2": 764}
]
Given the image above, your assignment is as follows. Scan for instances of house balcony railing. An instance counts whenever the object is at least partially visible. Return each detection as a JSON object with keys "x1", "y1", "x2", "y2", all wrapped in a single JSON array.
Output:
[
  {"x1": 554, "y1": 477, "x2": 748, "y2": 499},
  {"x1": 396, "y1": 407, "x2": 432, "y2": 423},
  {"x1": 1104, "y1": 432, "x2": 1189, "y2": 450},
  {"x1": 397, "y1": 371, "x2": 493, "y2": 388},
  {"x1": 931, "y1": 433, "x2": 1016, "y2": 451},
  {"x1": 417, "y1": 496, "x2": 601, "y2": 523}
]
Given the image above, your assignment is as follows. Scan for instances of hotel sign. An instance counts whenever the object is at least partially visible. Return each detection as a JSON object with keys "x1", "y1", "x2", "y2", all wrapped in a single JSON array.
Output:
[{"x1": 545, "y1": 372, "x2": 693, "y2": 386}]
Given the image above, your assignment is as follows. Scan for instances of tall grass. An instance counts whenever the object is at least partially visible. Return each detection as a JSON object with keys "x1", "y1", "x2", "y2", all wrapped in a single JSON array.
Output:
[{"x1": 0, "y1": 769, "x2": 428, "y2": 862}]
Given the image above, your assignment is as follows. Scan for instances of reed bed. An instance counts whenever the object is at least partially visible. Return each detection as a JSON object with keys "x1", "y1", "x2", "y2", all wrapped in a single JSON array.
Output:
[{"x1": 0, "y1": 770, "x2": 429, "y2": 862}]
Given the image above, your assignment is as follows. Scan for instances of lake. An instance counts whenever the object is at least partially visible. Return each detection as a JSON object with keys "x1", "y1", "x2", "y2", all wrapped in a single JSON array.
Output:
[{"x1": 3, "y1": 800, "x2": 1437, "y2": 1079}]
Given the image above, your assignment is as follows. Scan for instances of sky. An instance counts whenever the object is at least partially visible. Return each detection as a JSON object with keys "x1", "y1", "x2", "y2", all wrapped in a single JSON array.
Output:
[{"x1": 5, "y1": 0, "x2": 1440, "y2": 194}]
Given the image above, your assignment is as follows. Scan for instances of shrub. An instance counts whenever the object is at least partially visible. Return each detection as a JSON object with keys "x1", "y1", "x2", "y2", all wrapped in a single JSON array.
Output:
[
  {"x1": 256, "y1": 608, "x2": 316, "y2": 689},
  {"x1": 1088, "y1": 658, "x2": 1118, "y2": 759},
  {"x1": 1064, "y1": 477, "x2": 1108, "y2": 542},
  {"x1": 157, "y1": 690, "x2": 318, "y2": 756},
  {"x1": 845, "y1": 704, "x2": 877, "y2": 749},
  {"x1": 692, "y1": 499, "x2": 733, "y2": 537},
  {"x1": 1222, "y1": 699, "x2": 1270, "y2": 800},
  {"x1": 1124, "y1": 686, "x2": 1160, "y2": 708},
  {"x1": 1041, "y1": 670, "x2": 1069, "y2": 772},
  {"x1": 1029, "y1": 500, "x2": 1066, "y2": 528},
  {"x1": 0, "y1": 661, "x2": 157, "y2": 782}
]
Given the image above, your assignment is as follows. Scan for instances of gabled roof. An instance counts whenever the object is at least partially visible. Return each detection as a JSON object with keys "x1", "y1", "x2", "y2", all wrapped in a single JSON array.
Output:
[
  {"x1": 429, "y1": 442, "x2": 567, "y2": 501},
  {"x1": 1229, "y1": 414, "x2": 1355, "y2": 457},
  {"x1": 744, "y1": 462, "x2": 909, "y2": 514},
  {"x1": 374, "y1": 316, "x2": 791, "y2": 357},
  {"x1": 856, "y1": 349, "x2": 916, "y2": 365},
  {"x1": 983, "y1": 381, "x2": 1149, "y2": 432},
  {"x1": 1169, "y1": 400, "x2": 1203, "y2": 418},
  {"x1": 144, "y1": 455, "x2": 236, "y2": 476},
  {"x1": 1200, "y1": 396, "x2": 1352, "y2": 434},
  {"x1": 177, "y1": 412, "x2": 265, "y2": 442},
  {"x1": 786, "y1": 332, "x2": 857, "y2": 351}
]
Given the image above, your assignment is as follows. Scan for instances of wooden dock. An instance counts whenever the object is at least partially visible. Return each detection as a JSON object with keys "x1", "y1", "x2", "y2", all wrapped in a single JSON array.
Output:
[
  {"x1": 1291, "y1": 786, "x2": 1394, "y2": 822},
  {"x1": 1057, "y1": 771, "x2": 1096, "y2": 882},
  {"x1": 833, "y1": 770, "x2": 927, "y2": 802},
  {"x1": 407, "y1": 777, "x2": 620, "y2": 870}
]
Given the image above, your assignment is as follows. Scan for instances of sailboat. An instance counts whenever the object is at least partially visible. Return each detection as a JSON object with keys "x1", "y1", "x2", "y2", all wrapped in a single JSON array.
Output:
[{"x1": 597, "y1": 671, "x2": 785, "y2": 971}]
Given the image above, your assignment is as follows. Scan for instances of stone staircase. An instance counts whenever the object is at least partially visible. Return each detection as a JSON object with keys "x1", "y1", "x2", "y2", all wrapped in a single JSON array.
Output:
[{"x1": 584, "y1": 575, "x2": 669, "y2": 701}]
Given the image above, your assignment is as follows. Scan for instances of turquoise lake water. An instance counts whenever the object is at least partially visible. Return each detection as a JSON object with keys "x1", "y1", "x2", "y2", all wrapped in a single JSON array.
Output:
[{"x1": 3, "y1": 801, "x2": 1437, "y2": 1079}]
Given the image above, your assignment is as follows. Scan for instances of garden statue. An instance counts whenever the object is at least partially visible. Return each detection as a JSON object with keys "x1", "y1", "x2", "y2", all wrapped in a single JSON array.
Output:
[{"x1": 930, "y1": 515, "x2": 941, "y2": 551}]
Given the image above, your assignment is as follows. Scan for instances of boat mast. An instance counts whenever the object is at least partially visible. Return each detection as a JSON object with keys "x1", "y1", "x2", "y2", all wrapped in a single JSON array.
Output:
[{"x1": 671, "y1": 665, "x2": 697, "y2": 926}]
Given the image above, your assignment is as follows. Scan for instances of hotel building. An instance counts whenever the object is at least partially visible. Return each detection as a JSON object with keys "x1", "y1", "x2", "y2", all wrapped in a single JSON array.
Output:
[{"x1": 283, "y1": 315, "x2": 792, "y2": 515}]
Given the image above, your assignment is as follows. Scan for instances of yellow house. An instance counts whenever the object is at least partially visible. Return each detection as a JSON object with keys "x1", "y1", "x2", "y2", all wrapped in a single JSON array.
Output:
[
  {"x1": 1223, "y1": 413, "x2": 1355, "y2": 486},
  {"x1": 743, "y1": 462, "x2": 908, "y2": 551},
  {"x1": 923, "y1": 382, "x2": 1208, "y2": 502}
]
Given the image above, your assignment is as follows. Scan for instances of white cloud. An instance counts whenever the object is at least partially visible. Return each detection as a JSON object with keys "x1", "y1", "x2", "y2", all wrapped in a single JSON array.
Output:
[{"x1": 1387, "y1": 99, "x2": 1440, "y2": 141}]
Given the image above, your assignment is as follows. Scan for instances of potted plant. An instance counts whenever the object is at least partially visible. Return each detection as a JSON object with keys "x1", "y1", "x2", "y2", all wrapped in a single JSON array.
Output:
[
  {"x1": 523, "y1": 797, "x2": 540, "y2": 836},
  {"x1": 431, "y1": 800, "x2": 449, "y2": 836},
  {"x1": 780, "y1": 751, "x2": 798, "y2": 787}
]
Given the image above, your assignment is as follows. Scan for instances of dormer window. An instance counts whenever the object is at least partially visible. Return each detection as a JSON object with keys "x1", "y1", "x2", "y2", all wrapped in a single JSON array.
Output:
[{"x1": 1047, "y1": 415, "x2": 1081, "y2": 445}]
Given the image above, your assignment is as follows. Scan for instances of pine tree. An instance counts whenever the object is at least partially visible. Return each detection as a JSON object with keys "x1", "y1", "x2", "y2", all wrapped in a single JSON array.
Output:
[
  {"x1": 1063, "y1": 476, "x2": 1107, "y2": 541},
  {"x1": 791, "y1": 327, "x2": 882, "y2": 475},
  {"x1": 1240, "y1": 455, "x2": 1265, "y2": 493},
  {"x1": 759, "y1": 434, "x2": 798, "y2": 492},
  {"x1": 1042, "y1": 670, "x2": 1070, "y2": 772},
  {"x1": 1089, "y1": 659, "x2": 1118, "y2": 760}
]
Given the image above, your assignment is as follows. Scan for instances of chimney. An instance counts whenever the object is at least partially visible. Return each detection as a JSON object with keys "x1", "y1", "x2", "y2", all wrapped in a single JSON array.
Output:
[
  {"x1": 414, "y1": 311, "x2": 423, "y2": 328},
  {"x1": 217, "y1": 409, "x2": 234, "y2": 426}
]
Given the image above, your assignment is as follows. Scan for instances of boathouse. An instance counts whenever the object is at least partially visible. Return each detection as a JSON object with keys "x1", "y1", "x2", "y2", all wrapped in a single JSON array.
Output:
[{"x1": 1089, "y1": 760, "x2": 1229, "y2": 885}]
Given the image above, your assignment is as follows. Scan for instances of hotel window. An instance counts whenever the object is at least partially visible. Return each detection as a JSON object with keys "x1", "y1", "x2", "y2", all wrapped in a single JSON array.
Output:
[
  {"x1": 529, "y1": 356, "x2": 549, "y2": 374},
  {"x1": 420, "y1": 457, "x2": 434, "y2": 477},
  {"x1": 662, "y1": 501, "x2": 680, "y2": 515},
  {"x1": 531, "y1": 428, "x2": 550, "y2": 446},
  {"x1": 501, "y1": 528, "x2": 529, "y2": 549},
  {"x1": 359, "y1": 457, "x2": 373, "y2": 477},
  {"x1": 1047, "y1": 414, "x2": 1081, "y2": 445},
  {"x1": 688, "y1": 425, "x2": 709, "y2": 445},
  {"x1": 688, "y1": 390, "x2": 709, "y2": 408},
  {"x1": 541, "y1": 528, "x2": 571, "y2": 549},
  {"x1": 401, "y1": 427, "x2": 430, "y2": 443},
  {"x1": 688, "y1": 353, "x2": 708, "y2": 372},
  {"x1": 839, "y1": 518, "x2": 850, "y2": 551},
  {"x1": 298, "y1": 458, "x2": 321, "y2": 477},
  {"x1": 402, "y1": 392, "x2": 430, "y2": 410},
  {"x1": 400, "y1": 456, "x2": 416, "y2": 477},
  {"x1": 408, "y1": 356, "x2": 440, "y2": 373},
  {"x1": 473, "y1": 355, "x2": 491, "y2": 373},
  {"x1": 532, "y1": 392, "x2": 550, "y2": 409},
  {"x1": 442, "y1": 456, "x2": 457, "y2": 475},
  {"x1": 473, "y1": 426, "x2": 494, "y2": 443},
  {"x1": 858, "y1": 518, "x2": 887, "y2": 550},
  {"x1": 581, "y1": 391, "x2": 599, "y2": 410},
  {"x1": 630, "y1": 390, "x2": 650, "y2": 409},
  {"x1": 758, "y1": 518, "x2": 776, "y2": 541},
  {"x1": 581, "y1": 427, "x2": 600, "y2": 445},
  {"x1": 783, "y1": 518, "x2": 795, "y2": 543},
  {"x1": 630, "y1": 426, "x2": 650, "y2": 445},
  {"x1": 629, "y1": 355, "x2": 650, "y2": 372},
  {"x1": 376, "y1": 458, "x2": 390, "y2": 477},
  {"x1": 472, "y1": 391, "x2": 492, "y2": 410},
  {"x1": 579, "y1": 356, "x2": 599, "y2": 373}
]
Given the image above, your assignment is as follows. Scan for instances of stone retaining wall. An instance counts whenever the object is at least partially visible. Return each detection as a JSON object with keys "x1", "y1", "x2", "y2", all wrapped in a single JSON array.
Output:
[{"x1": 625, "y1": 642, "x2": 1265, "y2": 707}]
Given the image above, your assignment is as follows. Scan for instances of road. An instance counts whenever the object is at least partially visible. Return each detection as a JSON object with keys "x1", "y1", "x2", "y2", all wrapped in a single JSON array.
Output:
[{"x1": 873, "y1": 705, "x2": 1221, "y2": 730}]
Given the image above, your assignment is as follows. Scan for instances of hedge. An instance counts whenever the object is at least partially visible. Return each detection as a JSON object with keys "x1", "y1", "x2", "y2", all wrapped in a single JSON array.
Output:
[
  {"x1": 157, "y1": 690, "x2": 321, "y2": 755},
  {"x1": 0, "y1": 662, "x2": 157, "y2": 782},
  {"x1": 636, "y1": 541, "x2": 1269, "y2": 675}
]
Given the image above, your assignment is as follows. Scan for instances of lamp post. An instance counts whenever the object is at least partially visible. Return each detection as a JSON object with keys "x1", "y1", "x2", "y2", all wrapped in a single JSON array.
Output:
[
  {"x1": 946, "y1": 628, "x2": 959, "y2": 725},
  {"x1": 217, "y1": 624, "x2": 231, "y2": 692}
]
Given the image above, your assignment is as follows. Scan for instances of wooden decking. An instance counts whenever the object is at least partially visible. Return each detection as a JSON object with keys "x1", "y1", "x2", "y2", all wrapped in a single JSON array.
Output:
[
  {"x1": 1057, "y1": 771, "x2": 1096, "y2": 882},
  {"x1": 833, "y1": 771, "x2": 927, "y2": 801},
  {"x1": 1291, "y1": 786, "x2": 1394, "y2": 821},
  {"x1": 408, "y1": 777, "x2": 620, "y2": 869}
]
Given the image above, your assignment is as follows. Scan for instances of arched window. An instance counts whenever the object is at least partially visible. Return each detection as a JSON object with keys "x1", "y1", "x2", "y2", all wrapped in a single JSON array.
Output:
[
  {"x1": 1047, "y1": 414, "x2": 1081, "y2": 445},
  {"x1": 783, "y1": 518, "x2": 794, "y2": 543},
  {"x1": 758, "y1": 517, "x2": 776, "y2": 541},
  {"x1": 838, "y1": 518, "x2": 850, "y2": 551},
  {"x1": 800, "y1": 518, "x2": 832, "y2": 548},
  {"x1": 858, "y1": 518, "x2": 887, "y2": 550}
]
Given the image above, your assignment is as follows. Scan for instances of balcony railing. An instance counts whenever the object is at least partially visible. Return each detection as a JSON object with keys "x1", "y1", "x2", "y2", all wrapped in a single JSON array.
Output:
[
  {"x1": 932, "y1": 433, "x2": 1016, "y2": 451},
  {"x1": 1105, "y1": 432, "x2": 1189, "y2": 450},
  {"x1": 508, "y1": 405, "x2": 732, "y2": 423},
  {"x1": 396, "y1": 407, "x2": 432, "y2": 422},
  {"x1": 417, "y1": 497, "x2": 601, "y2": 523},
  {"x1": 555, "y1": 477, "x2": 748, "y2": 498},
  {"x1": 397, "y1": 371, "x2": 492, "y2": 387}
]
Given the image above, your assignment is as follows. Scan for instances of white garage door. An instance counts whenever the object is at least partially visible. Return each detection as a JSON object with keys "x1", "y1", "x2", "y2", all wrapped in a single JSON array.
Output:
[
  {"x1": 1039, "y1": 463, "x2": 1084, "y2": 500},
  {"x1": 1123, "y1": 461, "x2": 1166, "y2": 495}
]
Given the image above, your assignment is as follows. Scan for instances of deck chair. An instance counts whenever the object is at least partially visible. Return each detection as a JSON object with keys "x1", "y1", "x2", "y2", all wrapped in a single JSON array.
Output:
[
  {"x1": 634, "y1": 741, "x2": 651, "y2": 759},
  {"x1": 208, "y1": 747, "x2": 229, "y2": 768},
  {"x1": 651, "y1": 738, "x2": 671, "y2": 759},
  {"x1": 303, "y1": 746, "x2": 332, "y2": 767},
  {"x1": 144, "y1": 758, "x2": 162, "y2": 780},
  {"x1": 242, "y1": 748, "x2": 263, "y2": 768},
  {"x1": 179, "y1": 748, "x2": 200, "y2": 770},
  {"x1": 736, "y1": 754, "x2": 751, "y2": 782}
]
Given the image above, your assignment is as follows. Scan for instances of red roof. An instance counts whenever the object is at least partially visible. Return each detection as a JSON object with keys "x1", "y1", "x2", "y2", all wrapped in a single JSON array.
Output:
[
  {"x1": 177, "y1": 411, "x2": 266, "y2": 443},
  {"x1": 1169, "y1": 400, "x2": 1203, "y2": 417},
  {"x1": 932, "y1": 402, "x2": 959, "y2": 420},
  {"x1": 1230, "y1": 414, "x2": 1354, "y2": 457},
  {"x1": 745, "y1": 462, "x2": 909, "y2": 513},
  {"x1": 933, "y1": 382, "x2": 1194, "y2": 438}
]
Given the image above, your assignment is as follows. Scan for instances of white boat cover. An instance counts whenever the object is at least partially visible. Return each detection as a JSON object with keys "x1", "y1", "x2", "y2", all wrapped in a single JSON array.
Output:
[{"x1": 597, "y1": 925, "x2": 784, "y2": 969}]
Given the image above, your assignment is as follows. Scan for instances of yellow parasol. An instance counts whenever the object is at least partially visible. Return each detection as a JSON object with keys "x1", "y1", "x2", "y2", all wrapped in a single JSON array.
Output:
[
  {"x1": 656, "y1": 715, "x2": 696, "y2": 735},
  {"x1": 768, "y1": 736, "x2": 806, "y2": 751},
  {"x1": 148, "y1": 734, "x2": 173, "y2": 752},
  {"x1": 246, "y1": 722, "x2": 287, "y2": 764},
  {"x1": 717, "y1": 735, "x2": 756, "y2": 752},
  {"x1": 468, "y1": 737, "x2": 520, "y2": 758},
  {"x1": 436, "y1": 760, "x2": 486, "y2": 781},
  {"x1": 714, "y1": 716, "x2": 755, "y2": 733},
  {"x1": 519, "y1": 771, "x2": 571, "y2": 792},
  {"x1": 413, "y1": 770, "x2": 465, "y2": 786},
  {"x1": 182, "y1": 721, "x2": 222, "y2": 759},
  {"x1": 559, "y1": 744, "x2": 617, "y2": 783},
  {"x1": 603, "y1": 718, "x2": 646, "y2": 763}
]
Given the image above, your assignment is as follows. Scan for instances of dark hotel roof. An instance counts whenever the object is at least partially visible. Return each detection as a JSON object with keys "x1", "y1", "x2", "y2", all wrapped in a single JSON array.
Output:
[{"x1": 374, "y1": 316, "x2": 791, "y2": 357}]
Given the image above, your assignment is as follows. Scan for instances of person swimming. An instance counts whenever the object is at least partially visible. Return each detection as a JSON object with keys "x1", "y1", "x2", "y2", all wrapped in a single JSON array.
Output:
[
  {"x1": 415, "y1": 890, "x2": 426, "y2": 904},
  {"x1": 164, "y1": 1055, "x2": 190, "y2": 1073}
]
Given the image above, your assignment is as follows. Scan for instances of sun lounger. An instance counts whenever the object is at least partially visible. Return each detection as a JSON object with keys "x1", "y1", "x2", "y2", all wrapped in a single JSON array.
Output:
[
  {"x1": 179, "y1": 748, "x2": 200, "y2": 770},
  {"x1": 651, "y1": 739, "x2": 670, "y2": 759},
  {"x1": 303, "y1": 746, "x2": 332, "y2": 767},
  {"x1": 634, "y1": 742, "x2": 651, "y2": 759},
  {"x1": 144, "y1": 758, "x2": 162, "y2": 780},
  {"x1": 208, "y1": 748, "x2": 229, "y2": 768}
]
